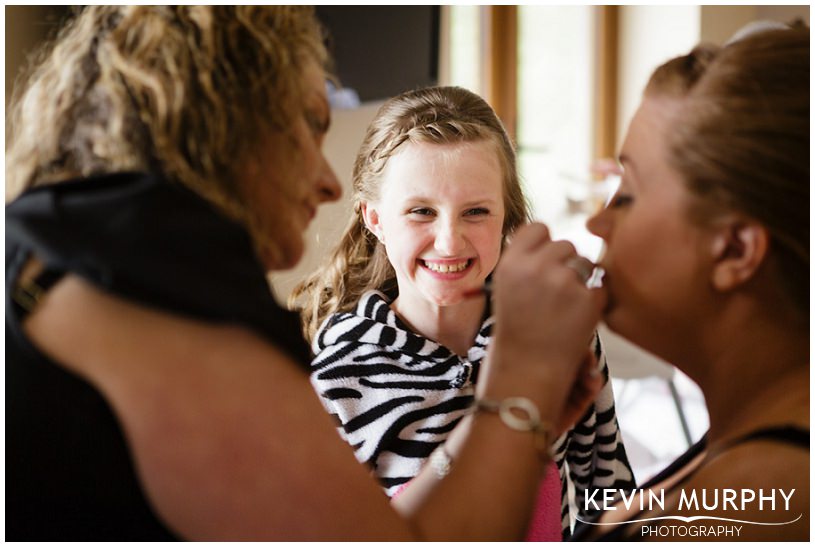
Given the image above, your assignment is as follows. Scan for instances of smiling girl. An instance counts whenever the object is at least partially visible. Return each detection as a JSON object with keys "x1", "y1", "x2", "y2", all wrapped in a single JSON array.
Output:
[{"x1": 293, "y1": 86, "x2": 634, "y2": 538}]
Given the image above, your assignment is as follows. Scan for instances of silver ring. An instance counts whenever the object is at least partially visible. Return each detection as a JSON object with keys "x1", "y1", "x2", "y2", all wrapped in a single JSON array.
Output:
[{"x1": 565, "y1": 256, "x2": 596, "y2": 284}]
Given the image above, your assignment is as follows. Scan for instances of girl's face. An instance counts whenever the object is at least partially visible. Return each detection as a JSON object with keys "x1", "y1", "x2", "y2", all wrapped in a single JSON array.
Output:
[
  {"x1": 587, "y1": 97, "x2": 717, "y2": 360},
  {"x1": 364, "y1": 140, "x2": 505, "y2": 308}
]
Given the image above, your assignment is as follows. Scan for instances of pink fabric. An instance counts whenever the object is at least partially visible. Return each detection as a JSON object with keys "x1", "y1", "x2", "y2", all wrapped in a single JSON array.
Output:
[
  {"x1": 392, "y1": 481, "x2": 410, "y2": 498},
  {"x1": 391, "y1": 460, "x2": 563, "y2": 542},
  {"x1": 524, "y1": 461, "x2": 563, "y2": 541}
]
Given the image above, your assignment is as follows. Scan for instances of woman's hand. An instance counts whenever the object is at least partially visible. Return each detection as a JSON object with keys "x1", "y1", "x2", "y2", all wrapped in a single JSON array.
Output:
[{"x1": 478, "y1": 223, "x2": 607, "y2": 420}]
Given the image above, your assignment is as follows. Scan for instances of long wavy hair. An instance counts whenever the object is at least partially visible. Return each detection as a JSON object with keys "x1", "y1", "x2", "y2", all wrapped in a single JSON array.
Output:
[
  {"x1": 293, "y1": 86, "x2": 532, "y2": 342},
  {"x1": 645, "y1": 25, "x2": 809, "y2": 318},
  {"x1": 6, "y1": 6, "x2": 327, "y2": 240}
]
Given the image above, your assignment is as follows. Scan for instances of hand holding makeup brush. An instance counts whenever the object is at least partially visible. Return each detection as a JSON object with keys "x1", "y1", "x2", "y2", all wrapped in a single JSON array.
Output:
[
  {"x1": 463, "y1": 241, "x2": 603, "y2": 298},
  {"x1": 477, "y1": 223, "x2": 607, "y2": 420}
]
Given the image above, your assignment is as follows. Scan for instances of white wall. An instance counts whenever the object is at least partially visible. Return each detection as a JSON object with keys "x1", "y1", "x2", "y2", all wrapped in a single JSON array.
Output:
[
  {"x1": 756, "y1": 4, "x2": 809, "y2": 25},
  {"x1": 616, "y1": 4, "x2": 809, "y2": 147},
  {"x1": 702, "y1": 5, "x2": 809, "y2": 45},
  {"x1": 616, "y1": 6, "x2": 700, "y2": 146}
]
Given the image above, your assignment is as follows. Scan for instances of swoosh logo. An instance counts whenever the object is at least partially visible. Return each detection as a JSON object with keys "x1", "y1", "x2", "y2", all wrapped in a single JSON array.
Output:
[{"x1": 575, "y1": 514, "x2": 803, "y2": 526}]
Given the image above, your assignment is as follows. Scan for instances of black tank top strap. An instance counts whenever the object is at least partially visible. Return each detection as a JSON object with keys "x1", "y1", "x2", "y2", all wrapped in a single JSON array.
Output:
[
  {"x1": 10, "y1": 266, "x2": 65, "y2": 320},
  {"x1": 725, "y1": 425, "x2": 809, "y2": 451},
  {"x1": 638, "y1": 432, "x2": 708, "y2": 489}
]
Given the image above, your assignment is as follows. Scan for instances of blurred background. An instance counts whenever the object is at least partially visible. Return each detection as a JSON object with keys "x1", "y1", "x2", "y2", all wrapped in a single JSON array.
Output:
[{"x1": 6, "y1": 4, "x2": 809, "y2": 485}]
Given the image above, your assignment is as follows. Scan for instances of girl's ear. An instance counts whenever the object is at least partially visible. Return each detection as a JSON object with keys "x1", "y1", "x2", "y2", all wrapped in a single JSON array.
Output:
[
  {"x1": 360, "y1": 202, "x2": 383, "y2": 242},
  {"x1": 709, "y1": 217, "x2": 770, "y2": 291}
]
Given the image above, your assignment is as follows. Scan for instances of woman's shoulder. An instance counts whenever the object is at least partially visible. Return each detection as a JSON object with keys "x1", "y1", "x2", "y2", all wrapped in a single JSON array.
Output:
[
  {"x1": 7, "y1": 170, "x2": 311, "y2": 364},
  {"x1": 671, "y1": 432, "x2": 809, "y2": 540},
  {"x1": 691, "y1": 428, "x2": 809, "y2": 488}
]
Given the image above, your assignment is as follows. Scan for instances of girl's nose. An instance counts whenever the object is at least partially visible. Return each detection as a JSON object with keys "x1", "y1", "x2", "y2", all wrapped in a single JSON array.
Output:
[{"x1": 434, "y1": 220, "x2": 467, "y2": 256}]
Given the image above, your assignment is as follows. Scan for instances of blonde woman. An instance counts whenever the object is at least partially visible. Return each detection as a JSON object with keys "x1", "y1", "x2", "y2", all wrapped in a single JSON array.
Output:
[{"x1": 294, "y1": 86, "x2": 635, "y2": 539}]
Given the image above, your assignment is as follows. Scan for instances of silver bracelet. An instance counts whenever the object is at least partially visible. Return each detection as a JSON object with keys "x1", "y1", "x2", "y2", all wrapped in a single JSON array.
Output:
[
  {"x1": 475, "y1": 396, "x2": 553, "y2": 460},
  {"x1": 429, "y1": 444, "x2": 453, "y2": 478}
]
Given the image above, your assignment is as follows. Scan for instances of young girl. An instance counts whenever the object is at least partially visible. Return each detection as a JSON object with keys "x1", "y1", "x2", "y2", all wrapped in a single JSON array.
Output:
[{"x1": 293, "y1": 86, "x2": 634, "y2": 538}]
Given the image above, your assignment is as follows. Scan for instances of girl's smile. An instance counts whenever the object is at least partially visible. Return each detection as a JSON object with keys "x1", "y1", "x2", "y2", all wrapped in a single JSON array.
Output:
[{"x1": 419, "y1": 257, "x2": 475, "y2": 278}]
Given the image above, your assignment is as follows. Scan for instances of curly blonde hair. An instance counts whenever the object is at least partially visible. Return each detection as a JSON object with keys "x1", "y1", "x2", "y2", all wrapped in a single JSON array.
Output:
[
  {"x1": 6, "y1": 6, "x2": 327, "y2": 231},
  {"x1": 292, "y1": 86, "x2": 531, "y2": 342}
]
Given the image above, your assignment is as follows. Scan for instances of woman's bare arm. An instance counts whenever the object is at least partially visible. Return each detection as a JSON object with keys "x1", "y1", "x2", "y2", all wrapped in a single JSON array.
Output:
[
  {"x1": 24, "y1": 275, "x2": 412, "y2": 539},
  {"x1": 22, "y1": 224, "x2": 601, "y2": 540},
  {"x1": 21, "y1": 276, "x2": 553, "y2": 539}
]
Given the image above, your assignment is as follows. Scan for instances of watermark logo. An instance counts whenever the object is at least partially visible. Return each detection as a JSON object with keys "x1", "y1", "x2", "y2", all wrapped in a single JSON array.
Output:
[{"x1": 576, "y1": 488, "x2": 802, "y2": 538}]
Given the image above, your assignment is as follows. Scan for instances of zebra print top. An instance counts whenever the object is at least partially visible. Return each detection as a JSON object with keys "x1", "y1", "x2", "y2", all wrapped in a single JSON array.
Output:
[{"x1": 310, "y1": 290, "x2": 635, "y2": 536}]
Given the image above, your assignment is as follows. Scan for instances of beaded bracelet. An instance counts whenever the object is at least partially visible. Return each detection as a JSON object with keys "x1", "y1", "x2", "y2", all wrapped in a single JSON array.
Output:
[
  {"x1": 429, "y1": 444, "x2": 453, "y2": 478},
  {"x1": 475, "y1": 396, "x2": 554, "y2": 461}
]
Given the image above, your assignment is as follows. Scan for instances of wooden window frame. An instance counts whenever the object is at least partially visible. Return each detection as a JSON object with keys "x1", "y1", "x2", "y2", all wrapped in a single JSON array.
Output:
[
  {"x1": 594, "y1": 6, "x2": 619, "y2": 163},
  {"x1": 481, "y1": 5, "x2": 618, "y2": 160},
  {"x1": 484, "y1": 5, "x2": 518, "y2": 141}
]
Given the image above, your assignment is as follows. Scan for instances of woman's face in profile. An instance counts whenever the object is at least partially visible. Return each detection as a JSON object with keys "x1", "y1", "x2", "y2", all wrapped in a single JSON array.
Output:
[
  {"x1": 587, "y1": 97, "x2": 717, "y2": 357},
  {"x1": 239, "y1": 62, "x2": 342, "y2": 271}
]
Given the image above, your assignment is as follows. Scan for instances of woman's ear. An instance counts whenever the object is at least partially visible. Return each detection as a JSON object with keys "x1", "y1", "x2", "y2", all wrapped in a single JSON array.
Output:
[
  {"x1": 360, "y1": 202, "x2": 383, "y2": 242},
  {"x1": 709, "y1": 217, "x2": 770, "y2": 291}
]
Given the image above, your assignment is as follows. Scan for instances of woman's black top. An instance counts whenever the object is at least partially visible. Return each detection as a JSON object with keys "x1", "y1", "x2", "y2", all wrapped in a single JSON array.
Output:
[{"x1": 6, "y1": 172, "x2": 311, "y2": 541}]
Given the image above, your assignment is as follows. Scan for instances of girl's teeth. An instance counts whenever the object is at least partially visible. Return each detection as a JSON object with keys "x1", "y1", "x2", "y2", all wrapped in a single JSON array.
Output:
[{"x1": 425, "y1": 260, "x2": 468, "y2": 273}]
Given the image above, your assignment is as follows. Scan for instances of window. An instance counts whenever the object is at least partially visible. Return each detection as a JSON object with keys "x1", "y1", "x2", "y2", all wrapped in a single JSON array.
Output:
[
  {"x1": 446, "y1": 5, "x2": 482, "y2": 94},
  {"x1": 517, "y1": 6, "x2": 602, "y2": 259},
  {"x1": 444, "y1": 6, "x2": 607, "y2": 260}
]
